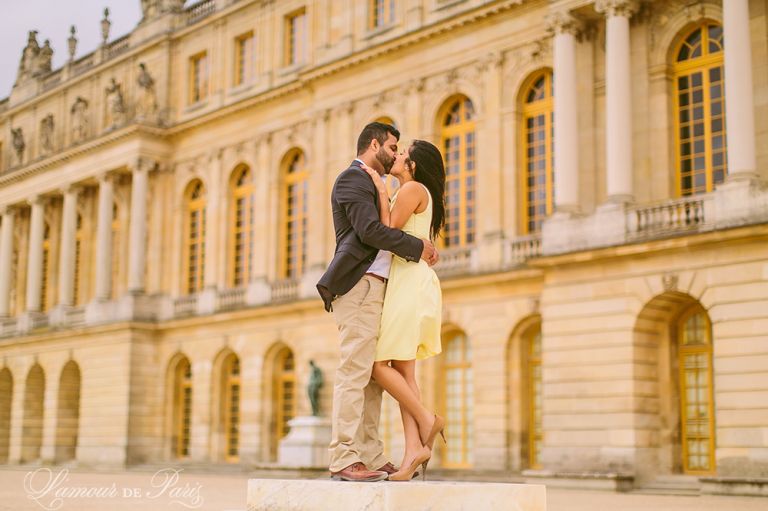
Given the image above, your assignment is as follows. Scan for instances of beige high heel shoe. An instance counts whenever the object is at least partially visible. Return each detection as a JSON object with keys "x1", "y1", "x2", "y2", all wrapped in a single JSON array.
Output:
[
  {"x1": 388, "y1": 446, "x2": 431, "y2": 481},
  {"x1": 421, "y1": 414, "x2": 446, "y2": 450}
]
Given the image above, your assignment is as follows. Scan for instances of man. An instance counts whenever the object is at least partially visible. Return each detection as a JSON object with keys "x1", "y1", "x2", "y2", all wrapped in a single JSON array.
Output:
[{"x1": 317, "y1": 122, "x2": 438, "y2": 482}]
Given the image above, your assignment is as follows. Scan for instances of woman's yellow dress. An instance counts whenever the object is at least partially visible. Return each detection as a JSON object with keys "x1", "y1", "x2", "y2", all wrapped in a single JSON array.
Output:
[{"x1": 375, "y1": 183, "x2": 442, "y2": 361}]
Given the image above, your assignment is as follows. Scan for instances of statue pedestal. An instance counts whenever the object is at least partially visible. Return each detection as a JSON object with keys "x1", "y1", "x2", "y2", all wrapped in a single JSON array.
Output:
[{"x1": 277, "y1": 416, "x2": 331, "y2": 468}]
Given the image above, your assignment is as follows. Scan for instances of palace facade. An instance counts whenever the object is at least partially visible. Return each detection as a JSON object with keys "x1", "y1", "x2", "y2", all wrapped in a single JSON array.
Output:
[{"x1": 0, "y1": 0, "x2": 766, "y2": 495}]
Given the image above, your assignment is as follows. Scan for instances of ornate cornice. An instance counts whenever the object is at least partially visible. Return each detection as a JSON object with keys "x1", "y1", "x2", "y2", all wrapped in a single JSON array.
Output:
[{"x1": 0, "y1": 123, "x2": 167, "y2": 187}]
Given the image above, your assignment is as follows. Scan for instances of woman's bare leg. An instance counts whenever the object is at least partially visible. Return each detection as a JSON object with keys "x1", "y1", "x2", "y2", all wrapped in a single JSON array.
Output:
[
  {"x1": 372, "y1": 360, "x2": 434, "y2": 448},
  {"x1": 392, "y1": 360, "x2": 423, "y2": 468}
]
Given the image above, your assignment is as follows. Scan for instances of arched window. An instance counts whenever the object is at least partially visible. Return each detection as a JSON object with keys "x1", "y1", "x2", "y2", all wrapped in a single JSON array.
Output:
[
  {"x1": 521, "y1": 71, "x2": 554, "y2": 233},
  {"x1": 73, "y1": 214, "x2": 84, "y2": 305},
  {"x1": 184, "y1": 181, "x2": 206, "y2": 294},
  {"x1": 272, "y1": 348, "x2": 296, "y2": 457},
  {"x1": 439, "y1": 330, "x2": 473, "y2": 467},
  {"x1": 111, "y1": 203, "x2": 120, "y2": 300},
  {"x1": 229, "y1": 165, "x2": 255, "y2": 287},
  {"x1": 172, "y1": 357, "x2": 193, "y2": 459},
  {"x1": 527, "y1": 328, "x2": 543, "y2": 469},
  {"x1": 677, "y1": 307, "x2": 715, "y2": 474},
  {"x1": 674, "y1": 23, "x2": 726, "y2": 196},
  {"x1": 40, "y1": 223, "x2": 51, "y2": 311},
  {"x1": 21, "y1": 364, "x2": 44, "y2": 462},
  {"x1": 281, "y1": 151, "x2": 308, "y2": 279},
  {"x1": 221, "y1": 354, "x2": 240, "y2": 462},
  {"x1": 55, "y1": 361, "x2": 80, "y2": 463},
  {"x1": 439, "y1": 96, "x2": 476, "y2": 247},
  {"x1": 0, "y1": 368, "x2": 12, "y2": 463},
  {"x1": 9, "y1": 236, "x2": 18, "y2": 316}
]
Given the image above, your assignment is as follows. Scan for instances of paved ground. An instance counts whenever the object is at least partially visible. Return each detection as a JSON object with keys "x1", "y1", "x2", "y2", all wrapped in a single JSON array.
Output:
[{"x1": 1, "y1": 466, "x2": 766, "y2": 511}]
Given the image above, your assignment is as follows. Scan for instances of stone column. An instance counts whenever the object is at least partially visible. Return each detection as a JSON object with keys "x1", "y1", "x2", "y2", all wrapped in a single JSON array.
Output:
[
  {"x1": 300, "y1": 111, "x2": 331, "y2": 298},
  {"x1": 597, "y1": 0, "x2": 638, "y2": 203},
  {"x1": 246, "y1": 137, "x2": 271, "y2": 305},
  {"x1": 204, "y1": 150, "x2": 223, "y2": 290},
  {"x1": 0, "y1": 207, "x2": 15, "y2": 316},
  {"x1": 25, "y1": 196, "x2": 46, "y2": 312},
  {"x1": 476, "y1": 52, "x2": 505, "y2": 271},
  {"x1": 546, "y1": 11, "x2": 582, "y2": 214},
  {"x1": 403, "y1": 78, "x2": 424, "y2": 140},
  {"x1": 57, "y1": 185, "x2": 80, "y2": 307},
  {"x1": 723, "y1": 0, "x2": 757, "y2": 179},
  {"x1": 128, "y1": 159, "x2": 151, "y2": 293},
  {"x1": 198, "y1": 150, "x2": 223, "y2": 314},
  {"x1": 94, "y1": 173, "x2": 114, "y2": 301}
]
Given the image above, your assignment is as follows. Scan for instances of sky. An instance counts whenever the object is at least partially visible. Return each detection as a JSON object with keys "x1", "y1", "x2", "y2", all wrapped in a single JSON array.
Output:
[{"x1": 0, "y1": 0, "x2": 143, "y2": 98}]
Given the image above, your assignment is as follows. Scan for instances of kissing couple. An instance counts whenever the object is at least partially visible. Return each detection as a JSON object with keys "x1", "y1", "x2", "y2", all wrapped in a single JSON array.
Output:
[{"x1": 317, "y1": 122, "x2": 447, "y2": 482}]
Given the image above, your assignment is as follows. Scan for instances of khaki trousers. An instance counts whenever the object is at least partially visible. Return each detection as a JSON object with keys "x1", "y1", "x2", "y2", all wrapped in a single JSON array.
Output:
[{"x1": 328, "y1": 275, "x2": 389, "y2": 472}]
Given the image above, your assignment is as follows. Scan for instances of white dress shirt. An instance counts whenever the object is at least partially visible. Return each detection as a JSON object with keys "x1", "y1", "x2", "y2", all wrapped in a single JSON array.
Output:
[{"x1": 355, "y1": 158, "x2": 393, "y2": 279}]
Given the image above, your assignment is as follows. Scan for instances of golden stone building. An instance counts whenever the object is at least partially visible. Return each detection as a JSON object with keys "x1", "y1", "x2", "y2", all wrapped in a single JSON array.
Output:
[{"x1": 0, "y1": 0, "x2": 766, "y2": 496}]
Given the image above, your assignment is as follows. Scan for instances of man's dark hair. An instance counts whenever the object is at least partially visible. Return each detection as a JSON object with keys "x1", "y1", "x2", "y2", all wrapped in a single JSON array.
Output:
[{"x1": 356, "y1": 122, "x2": 400, "y2": 156}]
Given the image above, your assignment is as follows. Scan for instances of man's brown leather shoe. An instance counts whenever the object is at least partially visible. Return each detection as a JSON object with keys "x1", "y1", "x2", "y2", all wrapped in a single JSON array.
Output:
[
  {"x1": 330, "y1": 462, "x2": 388, "y2": 482},
  {"x1": 377, "y1": 462, "x2": 397, "y2": 475},
  {"x1": 377, "y1": 462, "x2": 419, "y2": 479}
]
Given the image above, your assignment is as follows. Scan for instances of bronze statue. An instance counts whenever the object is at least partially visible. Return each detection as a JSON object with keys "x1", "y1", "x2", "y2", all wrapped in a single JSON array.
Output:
[{"x1": 308, "y1": 360, "x2": 323, "y2": 417}]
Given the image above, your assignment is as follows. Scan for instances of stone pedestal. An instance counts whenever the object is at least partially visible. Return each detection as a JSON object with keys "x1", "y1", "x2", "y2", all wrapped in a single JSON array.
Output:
[
  {"x1": 712, "y1": 177, "x2": 768, "y2": 228},
  {"x1": 277, "y1": 416, "x2": 331, "y2": 468},
  {"x1": 85, "y1": 299, "x2": 117, "y2": 325},
  {"x1": 245, "y1": 277, "x2": 271, "y2": 306},
  {"x1": 299, "y1": 267, "x2": 325, "y2": 300},
  {"x1": 247, "y1": 479, "x2": 546, "y2": 511}
]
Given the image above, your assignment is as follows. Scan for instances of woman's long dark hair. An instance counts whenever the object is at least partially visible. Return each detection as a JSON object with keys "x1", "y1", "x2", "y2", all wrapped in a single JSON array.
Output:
[{"x1": 408, "y1": 140, "x2": 446, "y2": 241}]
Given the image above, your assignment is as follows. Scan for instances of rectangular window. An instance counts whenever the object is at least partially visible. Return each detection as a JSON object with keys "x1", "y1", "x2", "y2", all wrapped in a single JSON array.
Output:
[
  {"x1": 234, "y1": 32, "x2": 254, "y2": 86},
  {"x1": 370, "y1": 0, "x2": 395, "y2": 30},
  {"x1": 284, "y1": 8, "x2": 307, "y2": 67},
  {"x1": 189, "y1": 52, "x2": 209, "y2": 104}
]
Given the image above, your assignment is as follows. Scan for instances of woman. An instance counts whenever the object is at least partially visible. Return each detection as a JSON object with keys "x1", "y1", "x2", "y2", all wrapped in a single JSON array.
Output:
[{"x1": 360, "y1": 139, "x2": 446, "y2": 482}]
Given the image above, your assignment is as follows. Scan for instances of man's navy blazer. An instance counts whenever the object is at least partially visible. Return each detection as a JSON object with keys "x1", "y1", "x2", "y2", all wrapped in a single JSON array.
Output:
[{"x1": 316, "y1": 160, "x2": 422, "y2": 311}]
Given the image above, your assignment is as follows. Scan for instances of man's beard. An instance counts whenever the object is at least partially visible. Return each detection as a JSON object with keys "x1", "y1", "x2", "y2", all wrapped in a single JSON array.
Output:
[{"x1": 376, "y1": 148, "x2": 395, "y2": 174}]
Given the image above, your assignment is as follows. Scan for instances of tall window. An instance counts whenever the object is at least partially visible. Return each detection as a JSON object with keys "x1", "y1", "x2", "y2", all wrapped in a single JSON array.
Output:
[
  {"x1": 9, "y1": 239, "x2": 18, "y2": 316},
  {"x1": 111, "y1": 203, "x2": 120, "y2": 300},
  {"x1": 677, "y1": 308, "x2": 715, "y2": 474},
  {"x1": 189, "y1": 51, "x2": 209, "y2": 104},
  {"x1": 370, "y1": 0, "x2": 395, "y2": 29},
  {"x1": 527, "y1": 329, "x2": 543, "y2": 469},
  {"x1": 440, "y1": 331, "x2": 473, "y2": 467},
  {"x1": 40, "y1": 223, "x2": 51, "y2": 312},
  {"x1": 229, "y1": 166, "x2": 255, "y2": 287},
  {"x1": 282, "y1": 151, "x2": 308, "y2": 279},
  {"x1": 222, "y1": 354, "x2": 241, "y2": 462},
  {"x1": 73, "y1": 214, "x2": 83, "y2": 305},
  {"x1": 234, "y1": 32, "x2": 255, "y2": 86},
  {"x1": 184, "y1": 181, "x2": 206, "y2": 294},
  {"x1": 285, "y1": 8, "x2": 307, "y2": 67},
  {"x1": 272, "y1": 348, "x2": 296, "y2": 457},
  {"x1": 521, "y1": 71, "x2": 554, "y2": 234},
  {"x1": 440, "y1": 96, "x2": 476, "y2": 248},
  {"x1": 172, "y1": 357, "x2": 192, "y2": 459},
  {"x1": 674, "y1": 23, "x2": 726, "y2": 196}
]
